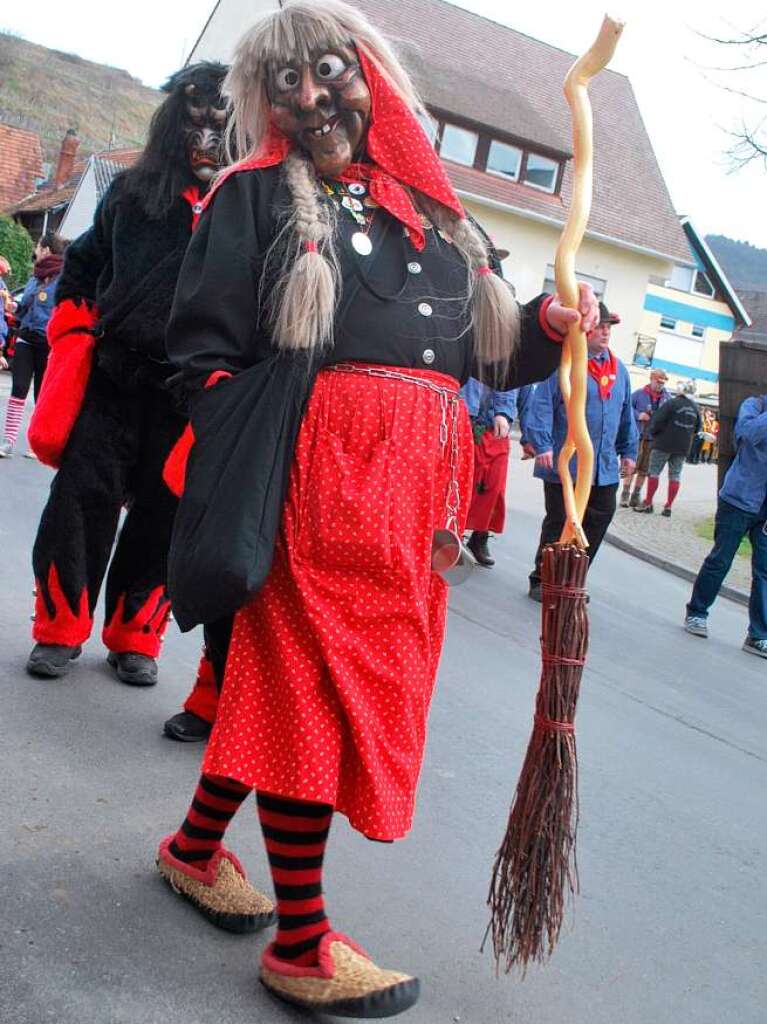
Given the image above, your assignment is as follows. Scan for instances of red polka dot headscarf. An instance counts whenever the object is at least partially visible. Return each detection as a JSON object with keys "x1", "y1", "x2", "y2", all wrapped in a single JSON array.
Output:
[{"x1": 204, "y1": 47, "x2": 465, "y2": 251}]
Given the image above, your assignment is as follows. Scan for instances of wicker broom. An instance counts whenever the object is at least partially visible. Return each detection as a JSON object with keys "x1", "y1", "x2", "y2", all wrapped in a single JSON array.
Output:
[{"x1": 487, "y1": 16, "x2": 625, "y2": 973}]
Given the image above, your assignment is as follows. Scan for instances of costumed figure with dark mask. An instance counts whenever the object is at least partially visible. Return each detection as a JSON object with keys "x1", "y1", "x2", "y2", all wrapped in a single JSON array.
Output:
[
  {"x1": 154, "y1": 2, "x2": 598, "y2": 1016},
  {"x1": 25, "y1": 63, "x2": 229, "y2": 688}
]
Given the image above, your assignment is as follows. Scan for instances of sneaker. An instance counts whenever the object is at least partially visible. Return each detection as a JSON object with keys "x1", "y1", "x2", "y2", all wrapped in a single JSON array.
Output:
[
  {"x1": 684, "y1": 614, "x2": 708, "y2": 638},
  {"x1": 163, "y1": 710, "x2": 212, "y2": 743},
  {"x1": 106, "y1": 651, "x2": 158, "y2": 687},
  {"x1": 634, "y1": 503, "x2": 654, "y2": 514},
  {"x1": 26, "y1": 642, "x2": 83, "y2": 677},
  {"x1": 0, "y1": 440, "x2": 13, "y2": 458},
  {"x1": 661, "y1": 507, "x2": 672, "y2": 518},
  {"x1": 619, "y1": 491, "x2": 630, "y2": 508},
  {"x1": 628, "y1": 491, "x2": 641, "y2": 508},
  {"x1": 742, "y1": 636, "x2": 767, "y2": 659},
  {"x1": 24, "y1": 449, "x2": 37, "y2": 460}
]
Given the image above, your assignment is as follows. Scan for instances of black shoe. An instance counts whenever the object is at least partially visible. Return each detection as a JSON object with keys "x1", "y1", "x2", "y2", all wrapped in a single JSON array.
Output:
[
  {"x1": 163, "y1": 710, "x2": 212, "y2": 743},
  {"x1": 467, "y1": 531, "x2": 494, "y2": 567},
  {"x1": 107, "y1": 651, "x2": 158, "y2": 687},
  {"x1": 528, "y1": 580, "x2": 542, "y2": 603},
  {"x1": 661, "y1": 507, "x2": 672, "y2": 517},
  {"x1": 26, "y1": 643, "x2": 82, "y2": 678}
]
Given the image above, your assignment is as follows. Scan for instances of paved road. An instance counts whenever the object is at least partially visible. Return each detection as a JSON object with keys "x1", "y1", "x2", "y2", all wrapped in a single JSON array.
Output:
[{"x1": 1, "y1": 428, "x2": 765, "y2": 1024}]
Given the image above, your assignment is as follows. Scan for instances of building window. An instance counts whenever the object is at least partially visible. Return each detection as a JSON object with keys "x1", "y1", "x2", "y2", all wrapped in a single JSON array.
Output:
[
  {"x1": 691, "y1": 324, "x2": 705, "y2": 339},
  {"x1": 669, "y1": 265, "x2": 694, "y2": 293},
  {"x1": 660, "y1": 315, "x2": 677, "y2": 330},
  {"x1": 693, "y1": 271, "x2": 715, "y2": 298},
  {"x1": 542, "y1": 265, "x2": 605, "y2": 298},
  {"x1": 419, "y1": 111, "x2": 439, "y2": 146},
  {"x1": 634, "y1": 337, "x2": 656, "y2": 367},
  {"x1": 523, "y1": 152, "x2": 558, "y2": 192},
  {"x1": 439, "y1": 123, "x2": 478, "y2": 166},
  {"x1": 487, "y1": 140, "x2": 522, "y2": 182}
]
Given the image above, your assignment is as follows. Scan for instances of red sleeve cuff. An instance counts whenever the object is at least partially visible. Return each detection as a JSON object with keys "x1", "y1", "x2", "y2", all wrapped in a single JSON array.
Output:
[
  {"x1": 538, "y1": 294, "x2": 564, "y2": 343},
  {"x1": 204, "y1": 370, "x2": 232, "y2": 389}
]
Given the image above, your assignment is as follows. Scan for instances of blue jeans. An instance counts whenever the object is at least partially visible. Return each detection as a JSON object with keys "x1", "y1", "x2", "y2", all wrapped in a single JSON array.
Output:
[{"x1": 687, "y1": 498, "x2": 767, "y2": 639}]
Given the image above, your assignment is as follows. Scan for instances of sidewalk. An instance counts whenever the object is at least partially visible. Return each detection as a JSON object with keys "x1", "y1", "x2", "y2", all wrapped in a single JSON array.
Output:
[{"x1": 606, "y1": 462, "x2": 750, "y2": 600}]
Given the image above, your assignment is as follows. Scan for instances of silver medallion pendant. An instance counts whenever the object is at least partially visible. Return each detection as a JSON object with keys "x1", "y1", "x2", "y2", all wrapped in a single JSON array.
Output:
[{"x1": 351, "y1": 231, "x2": 373, "y2": 256}]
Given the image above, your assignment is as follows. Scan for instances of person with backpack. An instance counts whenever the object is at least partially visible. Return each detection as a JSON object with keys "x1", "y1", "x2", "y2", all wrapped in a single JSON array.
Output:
[{"x1": 634, "y1": 386, "x2": 701, "y2": 516}]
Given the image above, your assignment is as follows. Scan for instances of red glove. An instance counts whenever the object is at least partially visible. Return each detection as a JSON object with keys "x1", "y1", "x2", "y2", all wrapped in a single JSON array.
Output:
[
  {"x1": 28, "y1": 299, "x2": 98, "y2": 468},
  {"x1": 162, "y1": 371, "x2": 232, "y2": 497}
]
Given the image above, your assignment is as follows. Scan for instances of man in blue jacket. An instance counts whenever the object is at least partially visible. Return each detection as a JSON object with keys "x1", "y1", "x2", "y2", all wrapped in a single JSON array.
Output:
[
  {"x1": 685, "y1": 394, "x2": 767, "y2": 657},
  {"x1": 523, "y1": 301, "x2": 638, "y2": 600},
  {"x1": 621, "y1": 367, "x2": 671, "y2": 507}
]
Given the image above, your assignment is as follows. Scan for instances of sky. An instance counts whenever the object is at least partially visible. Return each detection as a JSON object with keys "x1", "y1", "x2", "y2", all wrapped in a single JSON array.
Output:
[{"x1": 3, "y1": 0, "x2": 766, "y2": 248}]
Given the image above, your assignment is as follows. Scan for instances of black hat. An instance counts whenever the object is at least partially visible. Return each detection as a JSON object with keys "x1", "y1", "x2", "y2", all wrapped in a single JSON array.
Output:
[{"x1": 598, "y1": 301, "x2": 621, "y2": 326}]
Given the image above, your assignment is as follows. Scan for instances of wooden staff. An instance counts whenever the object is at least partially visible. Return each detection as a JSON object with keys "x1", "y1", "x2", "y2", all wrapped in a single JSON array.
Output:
[
  {"x1": 486, "y1": 15, "x2": 625, "y2": 973},
  {"x1": 556, "y1": 15, "x2": 624, "y2": 545}
]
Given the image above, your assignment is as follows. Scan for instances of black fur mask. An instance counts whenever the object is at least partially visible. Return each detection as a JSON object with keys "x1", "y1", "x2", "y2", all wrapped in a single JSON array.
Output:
[
  {"x1": 121, "y1": 62, "x2": 230, "y2": 219},
  {"x1": 165, "y1": 64, "x2": 229, "y2": 184}
]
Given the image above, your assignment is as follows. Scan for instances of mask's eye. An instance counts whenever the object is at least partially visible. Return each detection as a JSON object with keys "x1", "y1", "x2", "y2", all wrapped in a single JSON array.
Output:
[
  {"x1": 315, "y1": 54, "x2": 346, "y2": 81},
  {"x1": 275, "y1": 67, "x2": 300, "y2": 92}
]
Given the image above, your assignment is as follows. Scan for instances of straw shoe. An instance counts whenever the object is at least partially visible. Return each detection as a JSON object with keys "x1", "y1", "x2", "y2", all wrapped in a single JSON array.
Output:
[
  {"x1": 157, "y1": 834, "x2": 276, "y2": 933},
  {"x1": 260, "y1": 931, "x2": 420, "y2": 1017}
]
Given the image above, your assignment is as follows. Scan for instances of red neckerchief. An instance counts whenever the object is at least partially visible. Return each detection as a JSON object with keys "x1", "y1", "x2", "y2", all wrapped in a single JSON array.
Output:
[
  {"x1": 181, "y1": 185, "x2": 204, "y2": 230},
  {"x1": 199, "y1": 48, "x2": 465, "y2": 251},
  {"x1": 643, "y1": 383, "x2": 663, "y2": 410},
  {"x1": 588, "y1": 349, "x2": 618, "y2": 400}
]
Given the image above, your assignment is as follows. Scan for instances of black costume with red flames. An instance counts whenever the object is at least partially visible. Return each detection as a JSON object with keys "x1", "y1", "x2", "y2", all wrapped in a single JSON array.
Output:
[{"x1": 27, "y1": 62, "x2": 228, "y2": 682}]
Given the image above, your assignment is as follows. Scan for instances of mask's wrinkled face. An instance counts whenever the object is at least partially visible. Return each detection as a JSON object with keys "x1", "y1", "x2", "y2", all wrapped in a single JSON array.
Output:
[
  {"x1": 183, "y1": 81, "x2": 228, "y2": 182},
  {"x1": 268, "y1": 46, "x2": 371, "y2": 177}
]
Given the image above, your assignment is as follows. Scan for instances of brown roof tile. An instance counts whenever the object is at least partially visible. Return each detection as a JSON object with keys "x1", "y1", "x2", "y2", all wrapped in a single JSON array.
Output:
[
  {"x1": 9, "y1": 147, "x2": 142, "y2": 215},
  {"x1": 0, "y1": 123, "x2": 44, "y2": 211},
  {"x1": 352, "y1": 0, "x2": 691, "y2": 264}
]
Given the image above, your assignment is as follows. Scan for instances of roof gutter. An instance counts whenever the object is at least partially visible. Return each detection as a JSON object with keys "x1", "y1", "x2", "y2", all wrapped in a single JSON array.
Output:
[{"x1": 456, "y1": 187, "x2": 695, "y2": 268}]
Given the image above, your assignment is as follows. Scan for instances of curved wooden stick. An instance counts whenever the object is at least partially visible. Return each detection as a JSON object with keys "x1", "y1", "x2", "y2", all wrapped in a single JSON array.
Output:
[{"x1": 555, "y1": 15, "x2": 625, "y2": 546}]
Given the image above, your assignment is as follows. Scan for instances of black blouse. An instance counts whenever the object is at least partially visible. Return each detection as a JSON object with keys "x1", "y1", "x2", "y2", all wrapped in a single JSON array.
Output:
[
  {"x1": 166, "y1": 165, "x2": 561, "y2": 390},
  {"x1": 165, "y1": 164, "x2": 564, "y2": 631}
]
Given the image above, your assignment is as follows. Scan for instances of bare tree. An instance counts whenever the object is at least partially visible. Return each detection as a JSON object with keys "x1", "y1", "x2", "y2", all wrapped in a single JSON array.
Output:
[{"x1": 699, "y1": 23, "x2": 767, "y2": 170}]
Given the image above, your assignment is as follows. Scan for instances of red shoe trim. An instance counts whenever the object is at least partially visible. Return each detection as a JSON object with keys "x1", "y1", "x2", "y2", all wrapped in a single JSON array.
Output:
[
  {"x1": 261, "y1": 931, "x2": 370, "y2": 980},
  {"x1": 157, "y1": 834, "x2": 247, "y2": 887}
]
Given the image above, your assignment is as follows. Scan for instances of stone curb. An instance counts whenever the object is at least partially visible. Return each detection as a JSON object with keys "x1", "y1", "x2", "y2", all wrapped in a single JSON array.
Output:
[{"x1": 605, "y1": 531, "x2": 749, "y2": 607}]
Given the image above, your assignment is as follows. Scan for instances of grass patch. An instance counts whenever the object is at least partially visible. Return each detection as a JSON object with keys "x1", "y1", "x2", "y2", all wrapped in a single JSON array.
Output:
[{"x1": 695, "y1": 517, "x2": 752, "y2": 558}]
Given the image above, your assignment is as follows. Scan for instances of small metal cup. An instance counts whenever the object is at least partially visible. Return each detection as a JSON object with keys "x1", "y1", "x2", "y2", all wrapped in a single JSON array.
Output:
[{"x1": 431, "y1": 528, "x2": 475, "y2": 585}]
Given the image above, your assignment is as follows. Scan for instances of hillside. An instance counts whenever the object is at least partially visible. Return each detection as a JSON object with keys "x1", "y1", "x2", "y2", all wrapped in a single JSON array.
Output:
[
  {"x1": 0, "y1": 32, "x2": 161, "y2": 172},
  {"x1": 706, "y1": 235, "x2": 767, "y2": 293}
]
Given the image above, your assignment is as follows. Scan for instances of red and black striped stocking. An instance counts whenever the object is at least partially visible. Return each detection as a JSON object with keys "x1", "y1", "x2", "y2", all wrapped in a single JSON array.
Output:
[
  {"x1": 169, "y1": 774, "x2": 251, "y2": 868},
  {"x1": 256, "y1": 792, "x2": 333, "y2": 966}
]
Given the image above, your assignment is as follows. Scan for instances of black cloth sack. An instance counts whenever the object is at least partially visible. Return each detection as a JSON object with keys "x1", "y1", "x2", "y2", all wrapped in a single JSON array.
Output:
[{"x1": 167, "y1": 355, "x2": 315, "y2": 631}]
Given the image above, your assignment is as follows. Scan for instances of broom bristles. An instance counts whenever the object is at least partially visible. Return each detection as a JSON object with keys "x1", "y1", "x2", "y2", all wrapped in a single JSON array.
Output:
[{"x1": 486, "y1": 543, "x2": 589, "y2": 973}]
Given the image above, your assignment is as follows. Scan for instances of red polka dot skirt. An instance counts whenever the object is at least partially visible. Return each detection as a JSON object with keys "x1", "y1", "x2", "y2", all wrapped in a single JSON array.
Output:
[{"x1": 202, "y1": 364, "x2": 474, "y2": 840}]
